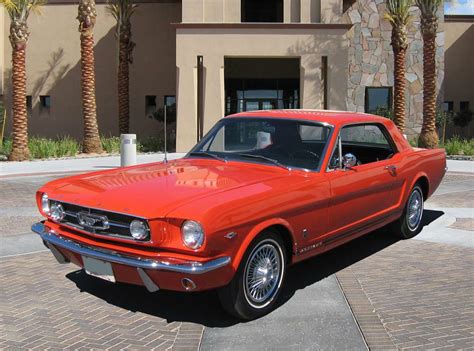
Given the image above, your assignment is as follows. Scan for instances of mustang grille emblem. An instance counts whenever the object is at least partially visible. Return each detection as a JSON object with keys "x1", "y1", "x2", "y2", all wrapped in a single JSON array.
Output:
[{"x1": 77, "y1": 212, "x2": 110, "y2": 230}]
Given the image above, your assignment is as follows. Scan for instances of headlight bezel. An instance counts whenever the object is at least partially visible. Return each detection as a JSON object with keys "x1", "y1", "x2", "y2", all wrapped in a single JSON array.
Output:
[
  {"x1": 41, "y1": 193, "x2": 50, "y2": 215},
  {"x1": 130, "y1": 219, "x2": 150, "y2": 241},
  {"x1": 181, "y1": 220, "x2": 205, "y2": 250}
]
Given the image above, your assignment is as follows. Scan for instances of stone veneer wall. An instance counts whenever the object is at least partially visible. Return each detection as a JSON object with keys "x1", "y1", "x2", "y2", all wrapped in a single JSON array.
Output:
[{"x1": 343, "y1": 0, "x2": 444, "y2": 137}]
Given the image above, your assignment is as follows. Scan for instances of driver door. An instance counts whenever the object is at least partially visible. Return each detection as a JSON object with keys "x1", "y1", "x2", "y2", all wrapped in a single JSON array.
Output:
[{"x1": 326, "y1": 123, "x2": 400, "y2": 236}]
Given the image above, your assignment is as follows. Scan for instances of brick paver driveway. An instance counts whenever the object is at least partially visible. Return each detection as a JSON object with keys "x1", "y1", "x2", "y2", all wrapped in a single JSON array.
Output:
[
  {"x1": 337, "y1": 172, "x2": 474, "y2": 350},
  {"x1": 1, "y1": 172, "x2": 473, "y2": 350}
]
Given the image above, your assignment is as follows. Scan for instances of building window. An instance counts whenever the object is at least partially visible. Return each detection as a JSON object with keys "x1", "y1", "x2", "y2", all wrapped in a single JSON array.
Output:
[
  {"x1": 241, "y1": 0, "x2": 283, "y2": 22},
  {"x1": 460, "y1": 101, "x2": 470, "y2": 111},
  {"x1": 365, "y1": 87, "x2": 392, "y2": 114},
  {"x1": 40, "y1": 96, "x2": 51, "y2": 114},
  {"x1": 443, "y1": 101, "x2": 454, "y2": 112},
  {"x1": 26, "y1": 96, "x2": 33, "y2": 114},
  {"x1": 164, "y1": 95, "x2": 176, "y2": 123},
  {"x1": 145, "y1": 95, "x2": 157, "y2": 116}
]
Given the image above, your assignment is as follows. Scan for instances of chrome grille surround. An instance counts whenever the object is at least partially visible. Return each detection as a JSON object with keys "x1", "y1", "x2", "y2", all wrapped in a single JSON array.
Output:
[{"x1": 49, "y1": 200, "x2": 150, "y2": 241}]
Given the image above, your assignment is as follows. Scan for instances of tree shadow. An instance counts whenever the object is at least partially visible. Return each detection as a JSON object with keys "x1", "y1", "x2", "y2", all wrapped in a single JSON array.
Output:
[{"x1": 66, "y1": 209, "x2": 443, "y2": 327}]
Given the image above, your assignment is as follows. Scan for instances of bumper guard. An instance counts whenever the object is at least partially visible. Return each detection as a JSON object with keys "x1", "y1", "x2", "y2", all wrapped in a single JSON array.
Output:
[{"x1": 32, "y1": 222, "x2": 231, "y2": 280}]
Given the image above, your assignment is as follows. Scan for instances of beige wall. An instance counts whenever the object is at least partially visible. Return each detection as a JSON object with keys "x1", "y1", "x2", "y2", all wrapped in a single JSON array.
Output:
[
  {"x1": 182, "y1": 0, "x2": 342, "y2": 24},
  {"x1": 1, "y1": 8, "x2": 5, "y2": 96},
  {"x1": 175, "y1": 27, "x2": 349, "y2": 152},
  {"x1": 444, "y1": 20, "x2": 474, "y2": 112},
  {"x1": 3, "y1": 2, "x2": 180, "y2": 139}
]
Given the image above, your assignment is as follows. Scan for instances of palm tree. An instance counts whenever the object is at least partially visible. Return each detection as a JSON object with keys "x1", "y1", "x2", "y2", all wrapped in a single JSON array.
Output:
[
  {"x1": 77, "y1": 0, "x2": 103, "y2": 153},
  {"x1": 1, "y1": 0, "x2": 44, "y2": 161},
  {"x1": 107, "y1": 0, "x2": 137, "y2": 134},
  {"x1": 385, "y1": 0, "x2": 412, "y2": 133},
  {"x1": 415, "y1": 0, "x2": 442, "y2": 148}
]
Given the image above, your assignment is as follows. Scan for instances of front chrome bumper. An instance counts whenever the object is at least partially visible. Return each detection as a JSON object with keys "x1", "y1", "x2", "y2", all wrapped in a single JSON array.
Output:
[{"x1": 32, "y1": 222, "x2": 231, "y2": 275}]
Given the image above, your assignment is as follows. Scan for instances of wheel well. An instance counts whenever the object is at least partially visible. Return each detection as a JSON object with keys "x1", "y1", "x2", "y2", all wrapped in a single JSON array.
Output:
[
  {"x1": 266, "y1": 224, "x2": 294, "y2": 262},
  {"x1": 415, "y1": 176, "x2": 429, "y2": 200}
]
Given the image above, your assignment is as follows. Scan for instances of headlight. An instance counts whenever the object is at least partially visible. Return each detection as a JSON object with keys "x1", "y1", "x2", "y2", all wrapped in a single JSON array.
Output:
[
  {"x1": 181, "y1": 220, "x2": 205, "y2": 249},
  {"x1": 50, "y1": 203, "x2": 65, "y2": 222},
  {"x1": 130, "y1": 220, "x2": 149, "y2": 240},
  {"x1": 41, "y1": 193, "x2": 50, "y2": 215}
]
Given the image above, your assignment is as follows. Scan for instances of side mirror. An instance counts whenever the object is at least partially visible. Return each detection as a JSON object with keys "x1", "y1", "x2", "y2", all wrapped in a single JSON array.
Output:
[{"x1": 342, "y1": 153, "x2": 357, "y2": 170}]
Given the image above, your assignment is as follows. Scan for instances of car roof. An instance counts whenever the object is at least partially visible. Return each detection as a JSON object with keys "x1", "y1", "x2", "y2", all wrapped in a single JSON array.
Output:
[{"x1": 226, "y1": 109, "x2": 390, "y2": 127}]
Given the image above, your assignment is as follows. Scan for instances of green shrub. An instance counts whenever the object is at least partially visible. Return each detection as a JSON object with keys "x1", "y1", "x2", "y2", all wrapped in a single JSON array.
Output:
[
  {"x1": 101, "y1": 136, "x2": 121, "y2": 154},
  {"x1": 28, "y1": 136, "x2": 80, "y2": 159},
  {"x1": 139, "y1": 136, "x2": 163, "y2": 153},
  {"x1": 0, "y1": 138, "x2": 12, "y2": 156},
  {"x1": 441, "y1": 136, "x2": 474, "y2": 156},
  {"x1": 408, "y1": 137, "x2": 418, "y2": 147}
]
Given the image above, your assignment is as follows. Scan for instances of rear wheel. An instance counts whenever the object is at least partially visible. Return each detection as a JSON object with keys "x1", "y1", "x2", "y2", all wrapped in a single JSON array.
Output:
[
  {"x1": 391, "y1": 184, "x2": 424, "y2": 239},
  {"x1": 218, "y1": 231, "x2": 287, "y2": 320}
]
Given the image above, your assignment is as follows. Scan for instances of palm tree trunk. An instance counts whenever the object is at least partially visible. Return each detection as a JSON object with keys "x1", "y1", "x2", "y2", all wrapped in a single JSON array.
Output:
[
  {"x1": 8, "y1": 45, "x2": 30, "y2": 161},
  {"x1": 118, "y1": 39, "x2": 130, "y2": 134},
  {"x1": 80, "y1": 31, "x2": 103, "y2": 153},
  {"x1": 393, "y1": 46, "x2": 406, "y2": 133},
  {"x1": 418, "y1": 31, "x2": 439, "y2": 148}
]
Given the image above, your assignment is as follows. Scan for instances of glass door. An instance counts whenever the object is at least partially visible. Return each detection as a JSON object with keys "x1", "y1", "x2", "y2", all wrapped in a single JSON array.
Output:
[{"x1": 244, "y1": 99, "x2": 278, "y2": 111}]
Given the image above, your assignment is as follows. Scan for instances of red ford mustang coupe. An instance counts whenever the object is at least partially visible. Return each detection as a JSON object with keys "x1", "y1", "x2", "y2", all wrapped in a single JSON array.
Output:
[{"x1": 33, "y1": 110, "x2": 446, "y2": 319}]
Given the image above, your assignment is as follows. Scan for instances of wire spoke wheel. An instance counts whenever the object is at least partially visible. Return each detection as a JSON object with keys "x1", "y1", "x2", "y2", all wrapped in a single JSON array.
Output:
[
  {"x1": 407, "y1": 188, "x2": 423, "y2": 231},
  {"x1": 243, "y1": 241, "x2": 283, "y2": 308}
]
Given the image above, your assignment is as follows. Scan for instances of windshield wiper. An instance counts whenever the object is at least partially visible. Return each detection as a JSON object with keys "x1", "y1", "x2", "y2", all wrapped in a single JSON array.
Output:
[
  {"x1": 188, "y1": 151, "x2": 227, "y2": 163},
  {"x1": 237, "y1": 153, "x2": 290, "y2": 171}
]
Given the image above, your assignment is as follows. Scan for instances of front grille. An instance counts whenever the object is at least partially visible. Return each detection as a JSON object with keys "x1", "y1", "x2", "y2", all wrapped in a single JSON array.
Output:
[{"x1": 50, "y1": 200, "x2": 150, "y2": 241}]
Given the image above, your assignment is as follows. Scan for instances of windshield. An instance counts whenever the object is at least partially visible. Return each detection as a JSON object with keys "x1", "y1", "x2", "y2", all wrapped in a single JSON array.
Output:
[{"x1": 188, "y1": 117, "x2": 332, "y2": 171}]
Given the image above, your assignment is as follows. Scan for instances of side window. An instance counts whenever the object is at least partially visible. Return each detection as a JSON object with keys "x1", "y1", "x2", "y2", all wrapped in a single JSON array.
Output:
[
  {"x1": 341, "y1": 125, "x2": 389, "y2": 145},
  {"x1": 330, "y1": 124, "x2": 395, "y2": 168}
]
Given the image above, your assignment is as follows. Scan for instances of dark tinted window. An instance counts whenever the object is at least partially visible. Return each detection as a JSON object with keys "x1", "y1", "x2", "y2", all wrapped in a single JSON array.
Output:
[
  {"x1": 365, "y1": 87, "x2": 392, "y2": 114},
  {"x1": 242, "y1": 0, "x2": 283, "y2": 22}
]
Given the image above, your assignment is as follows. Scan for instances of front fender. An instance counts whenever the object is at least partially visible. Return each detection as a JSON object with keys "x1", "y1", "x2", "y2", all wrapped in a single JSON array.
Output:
[{"x1": 230, "y1": 217, "x2": 296, "y2": 271}]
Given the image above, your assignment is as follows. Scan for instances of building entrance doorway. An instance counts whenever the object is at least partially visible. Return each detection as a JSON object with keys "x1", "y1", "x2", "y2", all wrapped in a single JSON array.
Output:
[
  {"x1": 245, "y1": 99, "x2": 278, "y2": 111},
  {"x1": 224, "y1": 58, "x2": 300, "y2": 115}
]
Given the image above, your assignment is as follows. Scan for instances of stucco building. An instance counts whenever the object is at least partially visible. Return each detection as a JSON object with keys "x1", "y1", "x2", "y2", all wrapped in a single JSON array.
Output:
[{"x1": 0, "y1": 1, "x2": 472, "y2": 152}]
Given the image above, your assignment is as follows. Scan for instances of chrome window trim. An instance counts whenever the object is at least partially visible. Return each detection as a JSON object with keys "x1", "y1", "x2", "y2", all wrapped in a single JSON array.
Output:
[{"x1": 325, "y1": 121, "x2": 399, "y2": 173}]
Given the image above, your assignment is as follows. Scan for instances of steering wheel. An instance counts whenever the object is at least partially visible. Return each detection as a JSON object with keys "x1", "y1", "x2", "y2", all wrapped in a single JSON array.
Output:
[{"x1": 290, "y1": 149, "x2": 320, "y2": 160}]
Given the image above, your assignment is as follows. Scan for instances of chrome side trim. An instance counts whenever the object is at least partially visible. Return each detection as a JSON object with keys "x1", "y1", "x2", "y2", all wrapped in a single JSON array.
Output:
[{"x1": 32, "y1": 222, "x2": 231, "y2": 274}]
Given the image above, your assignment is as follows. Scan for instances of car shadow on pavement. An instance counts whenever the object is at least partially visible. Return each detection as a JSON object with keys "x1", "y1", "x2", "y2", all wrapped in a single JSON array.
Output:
[{"x1": 66, "y1": 209, "x2": 443, "y2": 327}]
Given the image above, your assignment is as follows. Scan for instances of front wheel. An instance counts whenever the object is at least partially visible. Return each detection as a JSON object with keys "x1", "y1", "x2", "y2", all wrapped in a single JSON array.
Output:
[
  {"x1": 218, "y1": 231, "x2": 287, "y2": 320},
  {"x1": 391, "y1": 184, "x2": 424, "y2": 239}
]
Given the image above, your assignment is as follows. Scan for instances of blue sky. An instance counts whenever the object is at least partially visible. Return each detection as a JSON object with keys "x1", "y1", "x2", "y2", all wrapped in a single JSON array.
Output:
[{"x1": 445, "y1": 0, "x2": 474, "y2": 15}]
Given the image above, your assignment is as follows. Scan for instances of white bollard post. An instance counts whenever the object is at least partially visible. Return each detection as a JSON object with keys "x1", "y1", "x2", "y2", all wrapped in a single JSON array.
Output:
[{"x1": 120, "y1": 134, "x2": 137, "y2": 167}]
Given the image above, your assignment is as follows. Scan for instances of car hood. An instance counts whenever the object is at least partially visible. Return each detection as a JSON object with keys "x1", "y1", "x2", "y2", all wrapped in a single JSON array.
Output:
[{"x1": 42, "y1": 158, "x2": 288, "y2": 219}]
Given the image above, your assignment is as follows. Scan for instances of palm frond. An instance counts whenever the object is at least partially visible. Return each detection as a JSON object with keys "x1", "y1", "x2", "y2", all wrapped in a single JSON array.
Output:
[
  {"x1": 1, "y1": 0, "x2": 45, "y2": 19},
  {"x1": 385, "y1": 0, "x2": 412, "y2": 26},
  {"x1": 0, "y1": 0, "x2": 20, "y2": 16},
  {"x1": 415, "y1": 0, "x2": 442, "y2": 16}
]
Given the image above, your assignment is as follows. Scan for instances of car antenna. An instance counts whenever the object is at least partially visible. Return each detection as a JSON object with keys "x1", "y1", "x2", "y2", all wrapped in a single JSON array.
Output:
[{"x1": 163, "y1": 104, "x2": 168, "y2": 164}]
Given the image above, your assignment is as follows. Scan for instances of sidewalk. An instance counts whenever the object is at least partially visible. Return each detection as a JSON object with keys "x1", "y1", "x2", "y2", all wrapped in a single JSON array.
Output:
[
  {"x1": 1, "y1": 155, "x2": 471, "y2": 177},
  {"x1": 0, "y1": 153, "x2": 186, "y2": 177},
  {"x1": 446, "y1": 159, "x2": 474, "y2": 173}
]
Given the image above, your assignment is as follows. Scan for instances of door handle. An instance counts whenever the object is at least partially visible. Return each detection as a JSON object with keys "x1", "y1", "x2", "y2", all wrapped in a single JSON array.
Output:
[{"x1": 385, "y1": 165, "x2": 397, "y2": 176}]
